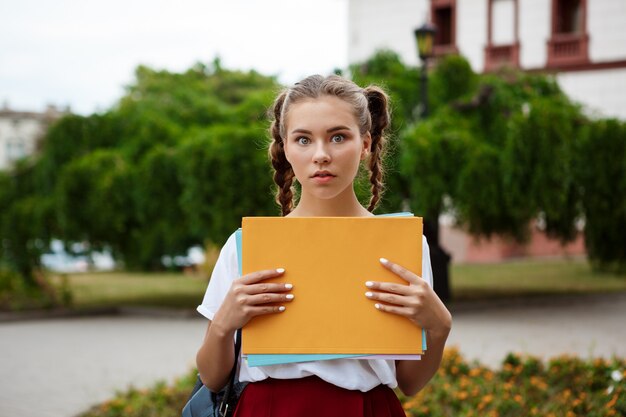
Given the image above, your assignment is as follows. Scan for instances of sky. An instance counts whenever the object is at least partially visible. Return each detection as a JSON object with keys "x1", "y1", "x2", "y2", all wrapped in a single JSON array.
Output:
[{"x1": 0, "y1": 0, "x2": 348, "y2": 115}]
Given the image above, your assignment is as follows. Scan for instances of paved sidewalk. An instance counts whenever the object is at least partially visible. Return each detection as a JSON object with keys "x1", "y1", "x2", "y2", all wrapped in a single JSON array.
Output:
[
  {"x1": 446, "y1": 293, "x2": 626, "y2": 367},
  {"x1": 1, "y1": 293, "x2": 625, "y2": 417},
  {"x1": 0, "y1": 315, "x2": 206, "y2": 417}
]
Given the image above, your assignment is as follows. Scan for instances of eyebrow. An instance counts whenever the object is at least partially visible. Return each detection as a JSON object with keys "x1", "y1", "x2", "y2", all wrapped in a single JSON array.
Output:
[{"x1": 290, "y1": 126, "x2": 351, "y2": 135}]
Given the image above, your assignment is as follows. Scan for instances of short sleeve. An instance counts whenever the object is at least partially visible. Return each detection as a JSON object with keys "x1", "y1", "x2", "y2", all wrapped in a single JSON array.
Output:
[
  {"x1": 196, "y1": 232, "x2": 239, "y2": 320},
  {"x1": 421, "y1": 235, "x2": 434, "y2": 287}
]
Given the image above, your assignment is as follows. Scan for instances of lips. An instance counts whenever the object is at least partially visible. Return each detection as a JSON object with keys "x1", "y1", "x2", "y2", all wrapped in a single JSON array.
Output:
[{"x1": 312, "y1": 170, "x2": 336, "y2": 178}]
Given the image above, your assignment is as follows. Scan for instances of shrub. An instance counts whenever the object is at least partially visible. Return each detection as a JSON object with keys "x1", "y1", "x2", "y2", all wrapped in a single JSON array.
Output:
[
  {"x1": 0, "y1": 268, "x2": 72, "y2": 311},
  {"x1": 79, "y1": 349, "x2": 626, "y2": 417}
]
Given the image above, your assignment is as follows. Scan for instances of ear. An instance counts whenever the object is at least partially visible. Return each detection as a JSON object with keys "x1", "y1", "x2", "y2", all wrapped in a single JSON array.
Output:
[
  {"x1": 360, "y1": 132, "x2": 372, "y2": 161},
  {"x1": 282, "y1": 140, "x2": 292, "y2": 164}
]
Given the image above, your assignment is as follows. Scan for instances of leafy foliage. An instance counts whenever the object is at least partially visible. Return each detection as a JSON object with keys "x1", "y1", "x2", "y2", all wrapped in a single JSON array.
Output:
[
  {"x1": 400, "y1": 57, "x2": 587, "y2": 244},
  {"x1": 0, "y1": 60, "x2": 281, "y2": 285},
  {"x1": 576, "y1": 119, "x2": 626, "y2": 272}
]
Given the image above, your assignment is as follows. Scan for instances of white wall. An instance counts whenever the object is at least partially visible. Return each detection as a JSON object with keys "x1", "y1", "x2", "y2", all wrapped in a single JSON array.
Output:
[
  {"x1": 557, "y1": 68, "x2": 626, "y2": 120},
  {"x1": 457, "y1": 0, "x2": 488, "y2": 72},
  {"x1": 348, "y1": 0, "x2": 429, "y2": 66},
  {"x1": 588, "y1": 0, "x2": 626, "y2": 62},
  {"x1": 518, "y1": 0, "x2": 551, "y2": 69}
]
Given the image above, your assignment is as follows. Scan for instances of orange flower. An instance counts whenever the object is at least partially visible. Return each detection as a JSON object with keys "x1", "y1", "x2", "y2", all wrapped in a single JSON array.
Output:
[{"x1": 606, "y1": 393, "x2": 619, "y2": 409}]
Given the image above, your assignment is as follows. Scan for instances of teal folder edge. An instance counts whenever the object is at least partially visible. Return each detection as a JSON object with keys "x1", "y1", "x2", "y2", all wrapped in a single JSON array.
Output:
[{"x1": 240, "y1": 212, "x2": 428, "y2": 367}]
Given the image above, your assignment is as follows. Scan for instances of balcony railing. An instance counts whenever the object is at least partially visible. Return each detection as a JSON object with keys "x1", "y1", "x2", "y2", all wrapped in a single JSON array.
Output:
[
  {"x1": 547, "y1": 33, "x2": 589, "y2": 67},
  {"x1": 484, "y1": 43, "x2": 520, "y2": 71}
]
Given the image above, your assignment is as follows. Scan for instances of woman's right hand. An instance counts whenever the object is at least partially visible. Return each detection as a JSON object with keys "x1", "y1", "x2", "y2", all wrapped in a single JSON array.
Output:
[{"x1": 211, "y1": 268, "x2": 294, "y2": 333}]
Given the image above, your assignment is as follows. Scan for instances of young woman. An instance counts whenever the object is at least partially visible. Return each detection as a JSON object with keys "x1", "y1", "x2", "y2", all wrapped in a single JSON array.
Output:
[{"x1": 195, "y1": 75, "x2": 452, "y2": 417}]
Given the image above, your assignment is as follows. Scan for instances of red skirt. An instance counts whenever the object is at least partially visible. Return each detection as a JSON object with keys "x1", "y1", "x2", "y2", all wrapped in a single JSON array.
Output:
[{"x1": 233, "y1": 376, "x2": 406, "y2": 417}]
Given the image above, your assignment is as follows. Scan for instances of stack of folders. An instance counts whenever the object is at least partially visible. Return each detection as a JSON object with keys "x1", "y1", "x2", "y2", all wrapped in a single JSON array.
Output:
[{"x1": 236, "y1": 213, "x2": 428, "y2": 367}]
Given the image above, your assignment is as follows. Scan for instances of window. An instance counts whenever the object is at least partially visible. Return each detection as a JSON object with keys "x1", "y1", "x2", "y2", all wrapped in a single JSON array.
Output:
[
  {"x1": 434, "y1": 6, "x2": 452, "y2": 46},
  {"x1": 431, "y1": 0, "x2": 458, "y2": 56},
  {"x1": 556, "y1": 0, "x2": 582, "y2": 34},
  {"x1": 484, "y1": 0, "x2": 520, "y2": 71},
  {"x1": 547, "y1": 0, "x2": 589, "y2": 67},
  {"x1": 6, "y1": 138, "x2": 26, "y2": 161}
]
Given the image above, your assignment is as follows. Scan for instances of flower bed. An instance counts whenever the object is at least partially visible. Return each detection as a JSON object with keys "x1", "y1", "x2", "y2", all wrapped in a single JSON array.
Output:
[
  {"x1": 399, "y1": 348, "x2": 625, "y2": 417},
  {"x1": 79, "y1": 348, "x2": 625, "y2": 417}
]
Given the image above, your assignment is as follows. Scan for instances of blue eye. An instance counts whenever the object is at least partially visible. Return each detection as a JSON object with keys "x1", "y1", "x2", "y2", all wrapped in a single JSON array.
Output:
[
  {"x1": 297, "y1": 137, "x2": 310, "y2": 145},
  {"x1": 331, "y1": 134, "x2": 345, "y2": 143}
]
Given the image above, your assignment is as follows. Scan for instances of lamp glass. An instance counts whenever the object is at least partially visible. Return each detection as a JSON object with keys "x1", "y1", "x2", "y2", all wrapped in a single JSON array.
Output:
[{"x1": 414, "y1": 24, "x2": 436, "y2": 60}]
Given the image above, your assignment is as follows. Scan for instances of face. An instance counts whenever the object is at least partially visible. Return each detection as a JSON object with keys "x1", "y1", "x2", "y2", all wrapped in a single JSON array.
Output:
[{"x1": 283, "y1": 95, "x2": 371, "y2": 202}]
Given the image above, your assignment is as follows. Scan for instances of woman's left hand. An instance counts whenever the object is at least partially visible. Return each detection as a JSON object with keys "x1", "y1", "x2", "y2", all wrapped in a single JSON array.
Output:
[{"x1": 365, "y1": 258, "x2": 452, "y2": 339}]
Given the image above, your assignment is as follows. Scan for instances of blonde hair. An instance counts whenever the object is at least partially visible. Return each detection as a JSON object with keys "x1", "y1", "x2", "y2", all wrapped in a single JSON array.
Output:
[{"x1": 268, "y1": 74, "x2": 390, "y2": 216}]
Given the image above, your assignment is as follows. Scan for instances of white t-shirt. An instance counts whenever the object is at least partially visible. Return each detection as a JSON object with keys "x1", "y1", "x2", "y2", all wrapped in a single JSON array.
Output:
[{"x1": 197, "y1": 231, "x2": 434, "y2": 392}]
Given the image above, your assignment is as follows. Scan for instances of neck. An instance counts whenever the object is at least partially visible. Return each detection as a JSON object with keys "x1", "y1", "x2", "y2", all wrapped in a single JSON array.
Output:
[{"x1": 288, "y1": 186, "x2": 373, "y2": 217}]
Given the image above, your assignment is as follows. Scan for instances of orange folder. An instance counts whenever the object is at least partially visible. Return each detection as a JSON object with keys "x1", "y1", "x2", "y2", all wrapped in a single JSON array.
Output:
[{"x1": 241, "y1": 216, "x2": 423, "y2": 355}]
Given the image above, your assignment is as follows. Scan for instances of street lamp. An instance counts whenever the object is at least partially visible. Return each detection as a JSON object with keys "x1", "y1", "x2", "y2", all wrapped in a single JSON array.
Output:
[
  {"x1": 413, "y1": 22, "x2": 452, "y2": 303},
  {"x1": 414, "y1": 23, "x2": 437, "y2": 118}
]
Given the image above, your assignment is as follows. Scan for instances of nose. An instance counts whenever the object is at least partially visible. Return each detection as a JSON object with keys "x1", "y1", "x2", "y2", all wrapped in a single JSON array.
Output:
[{"x1": 313, "y1": 142, "x2": 331, "y2": 164}]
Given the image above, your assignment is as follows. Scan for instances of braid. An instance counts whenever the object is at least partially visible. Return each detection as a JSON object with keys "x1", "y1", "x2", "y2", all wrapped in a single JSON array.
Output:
[
  {"x1": 367, "y1": 138, "x2": 384, "y2": 212},
  {"x1": 363, "y1": 86, "x2": 390, "y2": 212},
  {"x1": 268, "y1": 91, "x2": 296, "y2": 216}
]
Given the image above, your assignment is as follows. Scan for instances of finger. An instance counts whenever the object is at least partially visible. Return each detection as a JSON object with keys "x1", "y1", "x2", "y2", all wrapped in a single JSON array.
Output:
[
  {"x1": 240, "y1": 268, "x2": 285, "y2": 285},
  {"x1": 365, "y1": 280, "x2": 412, "y2": 295},
  {"x1": 246, "y1": 282, "x2": 293, "y2": 295},
  {"x1": 248, "y1": 292, "x2": 295, "y2": 306},
  {"x1": 246, "y1": 305, "x2": 287, "y2": 316},
  {"x1": 372, "y1": 302, "x2": 415, "y2": 319},
  {"x1": 365, "y1": 291, "x2": 416, "y2": 307},
  {"x1": 379, "y1": 258, "x2": 422, "y2": 285}
]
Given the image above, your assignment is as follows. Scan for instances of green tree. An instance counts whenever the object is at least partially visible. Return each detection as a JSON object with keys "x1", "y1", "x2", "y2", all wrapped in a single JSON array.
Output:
[
  {"x1": 1, "y1": 59, "x2": 281, "y2": 285},
  {"x1": 177, "y1": 125, "x2": 276, "y2": 246},
  {"x1": 400, "y1": 57, "x2": 589, "y2": 300},
  {"x1": 576, "y1": 119, "x2": 626, "y2": 272}
]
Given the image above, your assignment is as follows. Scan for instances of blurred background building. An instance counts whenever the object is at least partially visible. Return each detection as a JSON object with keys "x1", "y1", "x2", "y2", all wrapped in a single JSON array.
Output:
[
  {"x1": 0, "y1": 103, "x2": 67, "y2": 170},
  {"x1": 348, "y1": 0, "x2": 626, "y2": 120}
]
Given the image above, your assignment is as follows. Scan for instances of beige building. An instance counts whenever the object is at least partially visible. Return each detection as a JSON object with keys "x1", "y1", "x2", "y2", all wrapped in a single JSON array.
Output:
[{"x1": 0, "y1": 104, "x2": 66, "y2": 171}]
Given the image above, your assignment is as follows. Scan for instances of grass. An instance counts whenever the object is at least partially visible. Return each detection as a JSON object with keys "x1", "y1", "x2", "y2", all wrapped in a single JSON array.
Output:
[
  {"x1": 51, "y1": 257, "x2": 626, "y2": 310},
  {"x1": 451, "y1": 257, "x2": 626, "y2": 301},
  {"x1": 52, "y1": 271, "x2": 209, "y2": 310}
]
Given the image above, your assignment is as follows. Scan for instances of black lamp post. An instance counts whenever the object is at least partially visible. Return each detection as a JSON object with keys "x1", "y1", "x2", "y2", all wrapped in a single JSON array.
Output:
[
  {"x1": 413, "y1": 22, "x2": 451, "y2": 303},
  {"x1": 414, "y1": 23, "x2": 437, "y2": 118}
]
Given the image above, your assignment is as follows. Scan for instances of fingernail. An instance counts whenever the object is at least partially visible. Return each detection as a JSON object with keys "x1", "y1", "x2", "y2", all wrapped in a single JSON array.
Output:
[
  {"x1": 285, "y1": 283, "x2": 293, "y2": 289},
  {"x1": 375, "y1": 303, "x2": 381, "y2": 309},
  {"x1": 286, "y1": 294, "x2": 295, "y2": 300},
  {"x1": 379, "y1": 258, "x2": 388, "y2": 264},
  {"x1": 279, "y1": 306, "x2": 286, "y2": 312},
  {"x1": 276, "y1": 268, "x2": 285, "y2": 274},
  {"x1": 365, "y1": 281, "x2": 374, "y2": 287},
  {"x1": 365, "y1": 291, "x2": 374, "y2": 298}
]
